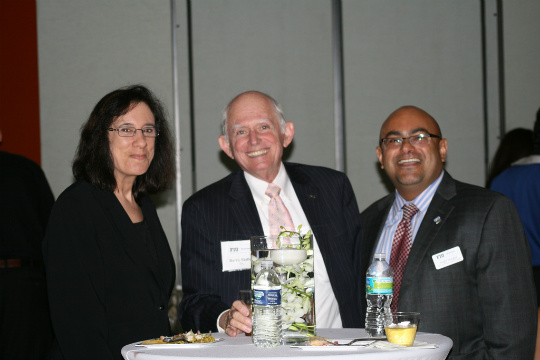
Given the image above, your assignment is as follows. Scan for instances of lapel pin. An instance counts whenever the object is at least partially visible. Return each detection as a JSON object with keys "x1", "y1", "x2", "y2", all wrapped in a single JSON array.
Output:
[
  {"x1": 433, "y1": 216, "x2": 441, "y2": 224},
  {"x1": 308, "y1": 194, "x2": 317, "y2": 199}
]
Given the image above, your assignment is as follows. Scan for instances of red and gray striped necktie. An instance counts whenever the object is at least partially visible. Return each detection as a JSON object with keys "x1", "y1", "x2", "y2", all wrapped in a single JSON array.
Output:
[{"x1": 390, "y1": 203, "x2": 419, "y2": 313}]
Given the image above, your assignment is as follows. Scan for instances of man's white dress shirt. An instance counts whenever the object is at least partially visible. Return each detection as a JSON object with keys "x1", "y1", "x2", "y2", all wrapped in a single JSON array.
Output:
[{"x1": 245, "y1": 163, "x2": 342, "y2": 328}]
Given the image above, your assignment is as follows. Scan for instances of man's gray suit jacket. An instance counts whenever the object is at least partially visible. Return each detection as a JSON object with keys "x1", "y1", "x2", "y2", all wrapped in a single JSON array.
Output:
[{"x1": 360, "y1": 171, "x2": 537, "y2": 359}]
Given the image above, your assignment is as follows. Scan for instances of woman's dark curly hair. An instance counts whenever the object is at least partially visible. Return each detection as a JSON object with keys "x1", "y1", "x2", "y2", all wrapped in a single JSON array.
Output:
[{"x1": 72, "y1": 85, "x2": 175, "y2": 201}]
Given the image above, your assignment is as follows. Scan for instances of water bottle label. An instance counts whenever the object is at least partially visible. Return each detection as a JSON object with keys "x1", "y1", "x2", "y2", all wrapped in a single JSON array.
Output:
[
  {"x1": 366, "y1": 277, "x2": 393, "y2": 294},
  {"x1": 253, "y1": 288, "x2": 281, "y2": 306}
]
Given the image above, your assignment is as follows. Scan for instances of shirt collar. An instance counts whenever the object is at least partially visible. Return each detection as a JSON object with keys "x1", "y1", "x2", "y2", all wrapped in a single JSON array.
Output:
[
  {"x1": 244, "y1": 163, "x2": 290, "y2": 201},
  {"x1": 387, "y1": 170, "x2": 445, "y2": 224}
]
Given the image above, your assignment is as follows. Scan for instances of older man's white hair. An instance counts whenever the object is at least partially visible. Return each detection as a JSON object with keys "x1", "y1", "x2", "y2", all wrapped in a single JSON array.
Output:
[{"x1": 220, "y1": 91, "x2": 287, "y2": 142}]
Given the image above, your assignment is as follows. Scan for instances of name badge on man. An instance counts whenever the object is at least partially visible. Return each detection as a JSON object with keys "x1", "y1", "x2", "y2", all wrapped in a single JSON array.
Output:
[
  {"x1": 221, "y1": 240, "x2": 251, "y2": 272},
  {"x1": 432, "y1": 246, "x2": 464, "y2": 270}
]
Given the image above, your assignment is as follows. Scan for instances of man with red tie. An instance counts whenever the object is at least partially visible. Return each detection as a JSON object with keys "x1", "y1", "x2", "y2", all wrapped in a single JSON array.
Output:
[
  {"x1": 178, "y1": 91, "x2": 364, "y2": 336},
  {"x1": 360, "y1": 106, "x2": 536, "y2": 359}
]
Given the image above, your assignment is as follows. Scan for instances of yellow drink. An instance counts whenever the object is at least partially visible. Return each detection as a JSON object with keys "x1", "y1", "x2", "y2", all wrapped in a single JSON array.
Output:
[{"x1": 384, "y1": 325, "x2": 417, "y2": 346}]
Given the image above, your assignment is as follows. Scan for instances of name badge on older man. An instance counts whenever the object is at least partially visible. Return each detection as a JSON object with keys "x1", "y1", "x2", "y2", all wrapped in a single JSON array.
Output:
[{"x1": 221, "y1": 240, "x2": 251, "y2": 272}]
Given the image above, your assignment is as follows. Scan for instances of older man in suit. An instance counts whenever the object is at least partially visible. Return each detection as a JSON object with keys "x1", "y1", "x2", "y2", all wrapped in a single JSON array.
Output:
[
  {"x1": 360, "y1": 105, "x2": 537, "y2": 359},
  {"x1": 178, "y1": 91, "x2": 363, "y2": 336}
]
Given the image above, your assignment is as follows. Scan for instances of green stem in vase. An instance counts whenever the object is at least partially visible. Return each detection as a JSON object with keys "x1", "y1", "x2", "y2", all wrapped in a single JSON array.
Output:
[
  {"x1": 288, "y1": 323, "x2": 316, "y2": 335},
  {"x1": 277, "y1": 226, "x2": 312, "y2": 250},
  {"x1": 282, "y1": 284, "x2": 312, "y2": 298}
]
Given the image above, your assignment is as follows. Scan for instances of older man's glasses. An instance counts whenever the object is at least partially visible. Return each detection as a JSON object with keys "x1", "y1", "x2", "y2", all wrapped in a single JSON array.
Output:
[
  {"x1": 380, "y1": 133, "x2": 441, "y2": 148},
  {"x1": 108, "y1": 126, "x2": 159, "y2": 138}
]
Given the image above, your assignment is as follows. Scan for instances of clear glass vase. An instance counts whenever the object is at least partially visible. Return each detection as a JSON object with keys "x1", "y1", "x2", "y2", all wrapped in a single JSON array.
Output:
[{"x1": 251, "y1": 234, "x2": 316, "y2": 342}]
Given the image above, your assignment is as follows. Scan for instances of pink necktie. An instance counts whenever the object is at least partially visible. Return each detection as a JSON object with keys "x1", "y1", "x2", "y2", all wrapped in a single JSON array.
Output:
[
  {"x1": 390, "y1": 203, "x2": 419, "y2": 313},
  {"x1": 265, "y1": 183, "x2": 295, "y2": 237}
]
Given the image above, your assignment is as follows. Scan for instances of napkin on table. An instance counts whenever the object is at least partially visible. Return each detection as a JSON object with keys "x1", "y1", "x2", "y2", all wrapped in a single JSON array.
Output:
[{"x1": 366, "y1": 340, "x2": 438, "y2": 350}]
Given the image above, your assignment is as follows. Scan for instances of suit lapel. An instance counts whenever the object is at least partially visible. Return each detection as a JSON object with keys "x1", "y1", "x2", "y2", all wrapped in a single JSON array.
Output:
[
  {"x1": 361, "y1": 195, "x2": 394, "y2": 272},
  {"x1": 369, "y1": 198, "x2": 394, "y2": 258},
  {"x1": 228, "y1": 171, "x2": 264, "y2": 238},
  {"x1": 94, "y1": 189, "x2": 162, "y2": 283},
  {"x1": 284, "y1": 163, "x2": 323, "y2": 236},
  {"x1": 141, "y1": 197, "x2": 175, "y2": 295},
  {"x1": 401, "y1": 172, "x2": 457, "y2": 292}
]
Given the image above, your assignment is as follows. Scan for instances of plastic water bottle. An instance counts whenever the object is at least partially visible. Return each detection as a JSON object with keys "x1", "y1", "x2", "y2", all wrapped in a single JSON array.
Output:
[
  {"x1": 365, "y1": 253, "x2": 393, "y2": 337},
  {"x1": 252, "y1": 259, "x2": 283, "y2": 347}
]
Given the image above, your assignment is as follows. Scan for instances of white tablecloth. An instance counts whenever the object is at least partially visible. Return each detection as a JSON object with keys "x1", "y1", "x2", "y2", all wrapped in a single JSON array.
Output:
[{"x1": 122, "y1": 328, "x2": 452, "y2": 360}]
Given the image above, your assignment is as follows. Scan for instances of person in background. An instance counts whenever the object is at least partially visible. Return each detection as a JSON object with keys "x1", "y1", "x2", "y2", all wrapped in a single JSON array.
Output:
[
  {"x1": 360, "y1": 105, "x2": 536, "y2": 359},
  {"x1": 485, "y1": 127, "x2": 534, "y2": 188},
  {"x1": 178, "y1": 90, "x2": 363, "y2": 336},
  {"x1": 43, "y1": 85, "x2": 176, "y2": 360},
  {"x1": 0, "y1": 129, "x2": 55, "y2": 359},
  {"x1": 489, "y1": 108, "x2": 540, "y2": 359}
]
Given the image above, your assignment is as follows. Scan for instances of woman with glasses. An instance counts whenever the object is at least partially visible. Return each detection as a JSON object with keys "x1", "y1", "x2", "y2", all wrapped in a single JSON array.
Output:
[{"x1": 43, "y1": 85, "x2": 176, "y2": 360}]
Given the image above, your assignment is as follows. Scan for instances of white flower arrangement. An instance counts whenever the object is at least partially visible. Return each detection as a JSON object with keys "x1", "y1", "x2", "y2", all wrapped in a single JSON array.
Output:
[{"x1": 251, "y1": 225, "x2": 316, "y2": 336}]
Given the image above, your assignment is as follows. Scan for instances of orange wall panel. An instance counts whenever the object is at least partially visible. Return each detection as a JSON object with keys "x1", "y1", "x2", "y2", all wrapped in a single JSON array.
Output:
[{"x1": 0, "y1": 0, "x2": 41, "y2": 165}]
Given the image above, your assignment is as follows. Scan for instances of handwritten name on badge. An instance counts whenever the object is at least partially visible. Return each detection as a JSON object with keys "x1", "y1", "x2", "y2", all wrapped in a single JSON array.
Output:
[
  {"x1": 221, "y1": 240, "x2": 251, "y2": 272},
  {"x1": 432, "y1": 246, "x2": 464, "y2": 270}
]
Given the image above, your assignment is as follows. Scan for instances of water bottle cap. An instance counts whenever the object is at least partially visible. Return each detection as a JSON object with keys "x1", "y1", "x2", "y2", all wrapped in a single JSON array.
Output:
[
  {"x1": 261, "y1": 260, "x2": 273, "y2": 268},
  {"x1": 374, "y1": 253, "x2": 386, "y2": 260}
]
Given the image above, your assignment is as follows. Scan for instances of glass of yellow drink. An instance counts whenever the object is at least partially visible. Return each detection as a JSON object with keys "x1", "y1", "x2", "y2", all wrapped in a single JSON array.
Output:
[{"x1": 384, "y1": 312, "x2": 420, "y2": 346}]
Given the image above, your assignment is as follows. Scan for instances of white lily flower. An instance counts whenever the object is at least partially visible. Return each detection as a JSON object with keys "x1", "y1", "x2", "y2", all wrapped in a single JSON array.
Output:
[
  {"x1": 253, "y1": 263, "x2": 261, "y2": 275},
  {"x1": 303, "y1": 265, "x2": 314, "y2": 273},
  {"x1": 285, "y1": 293, "x2": 296, "y2": 303}
]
